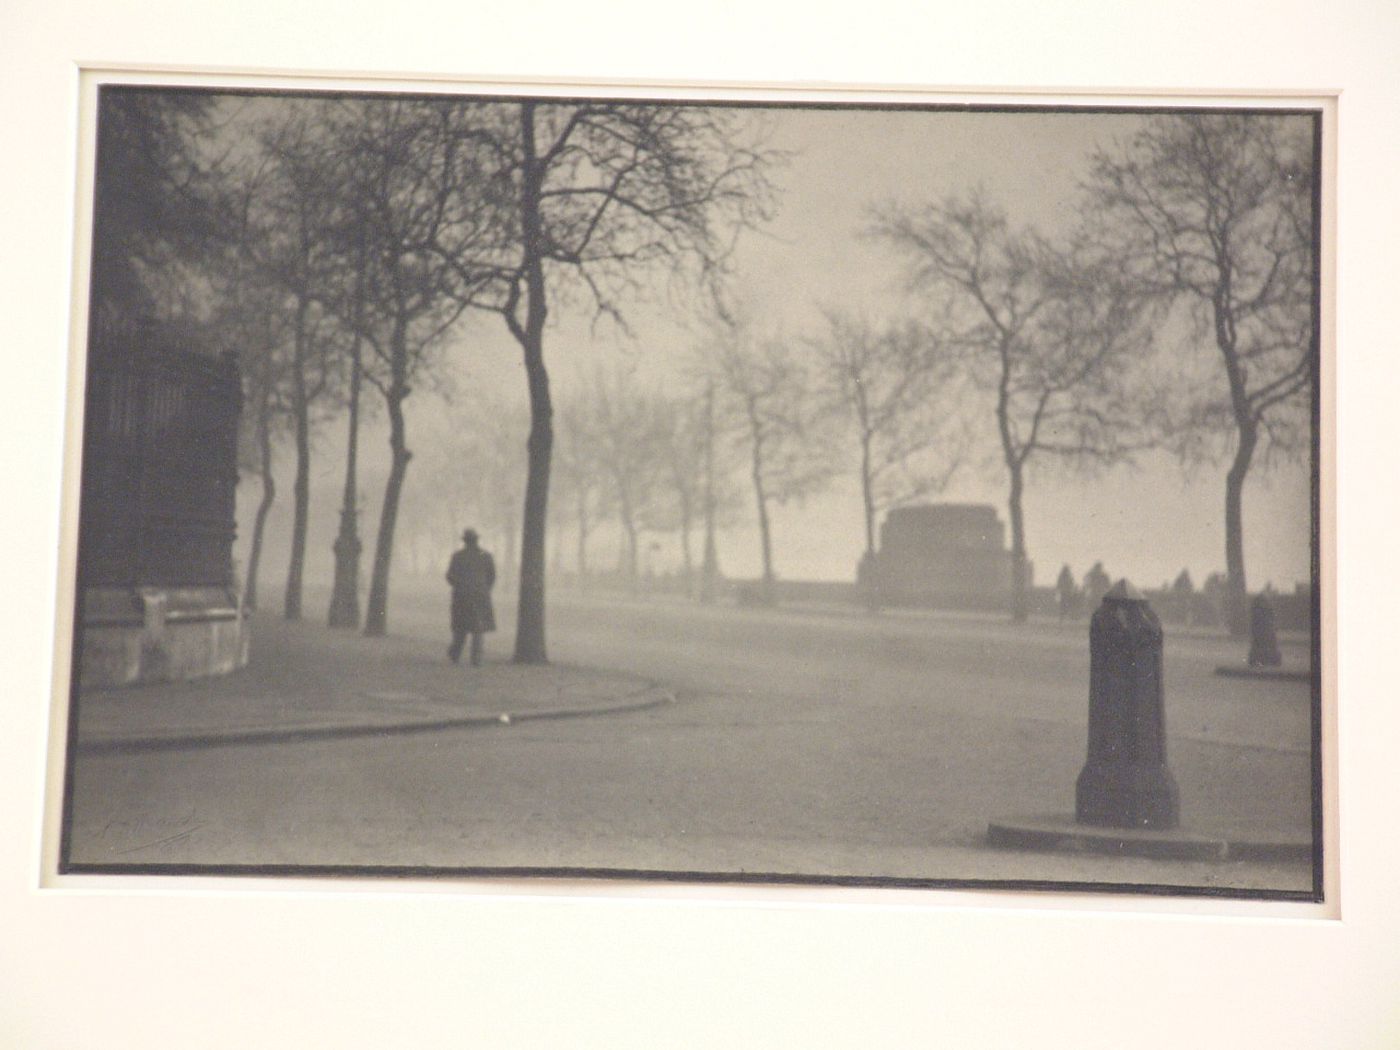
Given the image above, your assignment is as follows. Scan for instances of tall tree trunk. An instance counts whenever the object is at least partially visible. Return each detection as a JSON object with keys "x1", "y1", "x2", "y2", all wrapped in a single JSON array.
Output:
[
  {"x1": 363, "y1": 320, "x2": 412, "y2": 638},
  {"x1": 699, "y1": 384, "x2": 719, "y2": 604},
  {"x1": 751, "y1": 441, "x2": 775, "y2": 606},
  {"x1": 1224, "y1": 423, "x2": 1258, "y2": 638},
  {"x1": 1008, "y1": 462, "x2": 1029, "y2": 624},
  {"x1": 859, "y1": 428, "x2": 877, "y2": 557},
  {"x1": 700, "y1": 525, "x2": 719, "y2": 604},
  {"x1": 618, "y1": 492, "x2": 639, "y2": 590},
  {"x1": 511, "y1": 101, "x2": 552, "y2": 664},
  {"x1": 284, "y1": 301, "x2": 312, "y2": 621},
  {"x1": 327, "y1": 330, "x2": 363, "y2": 628},
  {"x1": 517, "y1": 364, "x2": 552, "y2": 661},
  {"x1": 244, "y1": 403, "x2": 276, "y2": 611},
  {"x1": 678, "y1": 495, "x2": 694, "y2": 597},
  {"x1": 363, "y1": 395, "x2": 410, "y2": 637},
  {"x1": 576, "y1": 491, "x2": 591, "y2": 590},
  {"x1": 1213, "y1": 288, "x2": 1258, "y2": 640},
  {"x1": 997, "y1": 353, "x2": 1028, "y2": 624}
]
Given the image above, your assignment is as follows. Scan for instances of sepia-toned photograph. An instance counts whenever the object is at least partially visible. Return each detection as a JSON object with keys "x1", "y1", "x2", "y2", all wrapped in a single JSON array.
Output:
[{"x1": 56, "y1": 82, "x2": 1322, "y2": 899}]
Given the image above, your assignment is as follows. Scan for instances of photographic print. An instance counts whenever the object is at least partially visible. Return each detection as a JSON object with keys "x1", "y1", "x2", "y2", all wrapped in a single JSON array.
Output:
[{"x1": 56, "y1": 79, "x2": 1323, "y2": 899}]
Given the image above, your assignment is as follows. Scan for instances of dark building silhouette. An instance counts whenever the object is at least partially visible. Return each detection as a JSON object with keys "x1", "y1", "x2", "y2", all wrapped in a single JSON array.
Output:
[
  {"x1": 76, "y1": 314, "x2": 247, "y2": 687},
  {"x1": 872, "y1": 503, "x2": 1016, "y2": 611}
]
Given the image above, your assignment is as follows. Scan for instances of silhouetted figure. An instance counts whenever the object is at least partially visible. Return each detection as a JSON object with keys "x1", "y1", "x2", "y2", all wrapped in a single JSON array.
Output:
[
  {"x1": 1083, "y1": 561, "x2": 1110, "y2": 613},
  {"x1": 446, "y1": 528, "x2": 496, "y2": 666},
  {"x1": 1247, "y1": 593, "x2": 1282, "y2": 668},
  {"x1": 1055, "y1": 564, "x2": 1079, "y2": 620},
  {"x1": 1171, "y1": 568, "x2": 1196, "y2": 625}
]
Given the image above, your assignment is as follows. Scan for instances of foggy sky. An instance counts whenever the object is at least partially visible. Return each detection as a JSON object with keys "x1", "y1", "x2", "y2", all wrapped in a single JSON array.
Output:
[{"x1": 235, "y1": 101, "x2": 1314, "y2": 593}]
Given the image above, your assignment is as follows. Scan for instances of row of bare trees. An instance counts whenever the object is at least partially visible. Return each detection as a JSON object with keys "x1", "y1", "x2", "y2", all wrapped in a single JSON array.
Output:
[
  {"x1": 865, "y1": 113, "x2": 1315, "y2": 632},
  {"x1": 108, "y1": 90, "x2": 778, "y2": 662},
  {"x1": 96, "y1": 87, "x2": 1314, "y2": 647},
  {"x1": 866, "y1": 194, "x2": 1152, "y2": 622},
  {"x1": 668, "y1": 112, "x2": 1313, "y2": 632},
  {"x1": 424, "y1": 305, "x2": 975, "y2": 615},
  {"x1": 441, "y1": 367, "x2": 737, "y2": 603},
  {"x1": 398, "y1": 317, "x2": 957, "y2": 615}
]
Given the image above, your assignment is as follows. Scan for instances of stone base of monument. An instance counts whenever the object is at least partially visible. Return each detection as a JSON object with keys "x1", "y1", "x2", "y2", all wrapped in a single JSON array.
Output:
[
  {"x1": 79, "y1": 585, "x2": 250, "y2": 689},
  {"x1": 1213, "y1": 664, "x2": 1311, "y2": 682},
  {"x1": 986, "y1": 814, "x2": 1312, "y2": 863}
]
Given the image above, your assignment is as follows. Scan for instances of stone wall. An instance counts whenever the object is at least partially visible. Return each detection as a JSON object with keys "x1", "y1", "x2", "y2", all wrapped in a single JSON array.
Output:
[{"x1": 78, "y1": 586, "x2": 250, "y2": 689}]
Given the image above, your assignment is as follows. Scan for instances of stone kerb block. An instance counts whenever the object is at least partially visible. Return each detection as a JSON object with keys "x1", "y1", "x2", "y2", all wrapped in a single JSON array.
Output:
[{"x1": 1075, "y1": 580, "x2": 1180, "y2": 830}]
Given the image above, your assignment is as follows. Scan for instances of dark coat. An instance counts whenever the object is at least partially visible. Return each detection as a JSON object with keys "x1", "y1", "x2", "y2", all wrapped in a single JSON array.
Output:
[{"x1": 447, "y1": 546, "x2": 497, "y2": 633}]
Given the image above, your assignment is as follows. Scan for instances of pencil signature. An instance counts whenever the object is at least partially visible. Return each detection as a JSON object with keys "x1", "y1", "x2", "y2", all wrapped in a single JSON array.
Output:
[
  {"x1": 99, "y1": 808, "x2": 204, "y2": 856},
  {"x1": 114, "y1": 823, "x2": 206, "y2": 856}
]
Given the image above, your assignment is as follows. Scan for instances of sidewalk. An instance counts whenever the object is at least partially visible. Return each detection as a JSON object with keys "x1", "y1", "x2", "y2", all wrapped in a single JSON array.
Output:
[
  {"x1": 72, "y1": 611, "x2": 675, "y2": 753},
  {"x1": 553, "y1": 586, "x2": 1315, "y2": 651}
]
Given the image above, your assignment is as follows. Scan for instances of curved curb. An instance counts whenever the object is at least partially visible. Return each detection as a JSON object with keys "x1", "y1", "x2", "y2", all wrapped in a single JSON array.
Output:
[{"x1": 77, "y1": 685, "x2": 677, "y2": 756}]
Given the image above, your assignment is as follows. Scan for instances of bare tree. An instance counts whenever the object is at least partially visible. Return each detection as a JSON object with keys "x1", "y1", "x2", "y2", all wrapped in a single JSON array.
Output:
[
  {"x1": 207, "y1": 225, "x2": 292, "y2": 612},
  {"x1": 697, "y1": 379, "x2": 723, "y2": 602},
  {"x1": 649, "y1": 381, "x2": 749, "y2": 600},
  {"x1": 1082, "y1": 113, "x2": 1316, "y2": 635},
  {"x1": 869, "y1": 191, "x2": 1149, "y2": 622},
  {"x1": 705, "y1": 319, "x2": 835, "y2": 606},
  {"x1": 588, "y1": 365, "x2": 669, "y2": 589},
  {"x1": 651, "y1": 394, "x2": 707, "y2": 596},
  {"x1": 434, "y1": 101, "x2": 778, "y2": 661},
  {"x1": 240, "y1": 398, "x2": 279, "y2": 608},
  {"x1": 406, "y1": 392, "x2": 530, "y2": 591},
  {"x1": 389, "y1": 414, "x2": 462, "y2": 580},
  {"x1": 240, "y1": 110, "x2": 347, "y2": 622},
  {"x1": 476, "y1": 402, "x2": 530, "y2": 588},
  {"x1": 811, "y1": 311, "x2": 964, "y2": 566},
  {"x1": 553, "y1": 395, "x2": 611, "y2": 589},
  {"x1": 222, "y1": 110, "x2": 385, "y2": 634},
  {"x1": 331, "y1": 99, "x2": 494, "y2": 637},
  {"x1": 685, "y1": 373, "x2": 749, "y2": 603},
  {"x1": 88, "y1": 88, "x2": 224, "y2": 327}
]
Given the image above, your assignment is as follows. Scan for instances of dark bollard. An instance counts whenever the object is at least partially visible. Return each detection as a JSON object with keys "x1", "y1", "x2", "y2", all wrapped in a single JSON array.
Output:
[
  {"x1": 1075, "y1": 580, "x2": 1180, "y2": 830},
  {"x1": 1247, "y1": 594, "x2": 1282, "y2": 668}
]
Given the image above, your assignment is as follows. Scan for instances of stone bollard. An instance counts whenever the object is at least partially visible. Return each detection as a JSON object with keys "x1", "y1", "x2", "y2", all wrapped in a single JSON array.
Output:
[
  {"x1": 1247, "y1": 594, "x2": 1282, "y2": 668},
  {"x1": 1075, "y1": 580, "x2": 1180, "y2": 829},
  {"x1": 137, "y1": 587, "x2": 171, "y2": 681}
]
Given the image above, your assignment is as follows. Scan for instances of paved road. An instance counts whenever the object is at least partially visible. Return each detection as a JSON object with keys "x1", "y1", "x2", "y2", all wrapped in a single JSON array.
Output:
[
  {"x1": 536, "y1": 590, "x2": 1312, "y2": 754},
  {"x1": 65, "y1": 583, "x2": 1315, "y2": 893}
]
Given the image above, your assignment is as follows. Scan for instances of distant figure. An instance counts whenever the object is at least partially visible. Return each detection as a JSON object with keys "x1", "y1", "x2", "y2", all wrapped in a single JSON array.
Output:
[
  {"x1": 1055, "y1": 564, "x2": 1079, "y2": 620},
  {"x1": 446, "y1": 528, "x2": 496, "y2": 666},
  {"x1": 857, "y1": 549, "x2": 881, "y2": 612},
  {"x1": 1172, "y1": 568, "x2": 1196, "y2": 625},
  {"x1": 1248, "y1": 593, "x2": 1282, "y2": 668},
  {"x1": 1083, "y1": 561, "x2": 1111, "y2": 611}
]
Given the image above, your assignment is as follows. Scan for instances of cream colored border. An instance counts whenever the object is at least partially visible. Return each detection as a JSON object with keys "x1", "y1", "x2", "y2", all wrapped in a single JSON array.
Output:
[{"x1": 4, "y1": 1, "x2": 1391, "y2": 1043}]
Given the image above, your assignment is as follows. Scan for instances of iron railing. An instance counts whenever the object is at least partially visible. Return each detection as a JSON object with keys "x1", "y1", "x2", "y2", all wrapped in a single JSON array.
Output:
[{"x1": 79, "y1": 319, "x2": 242, "y2": 589}]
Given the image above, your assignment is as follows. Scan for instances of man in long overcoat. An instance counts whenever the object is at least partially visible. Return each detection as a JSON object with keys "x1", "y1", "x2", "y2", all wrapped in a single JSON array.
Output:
[{"x1": 446, "y1": 528, "x2": 496, "y2": 666}]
